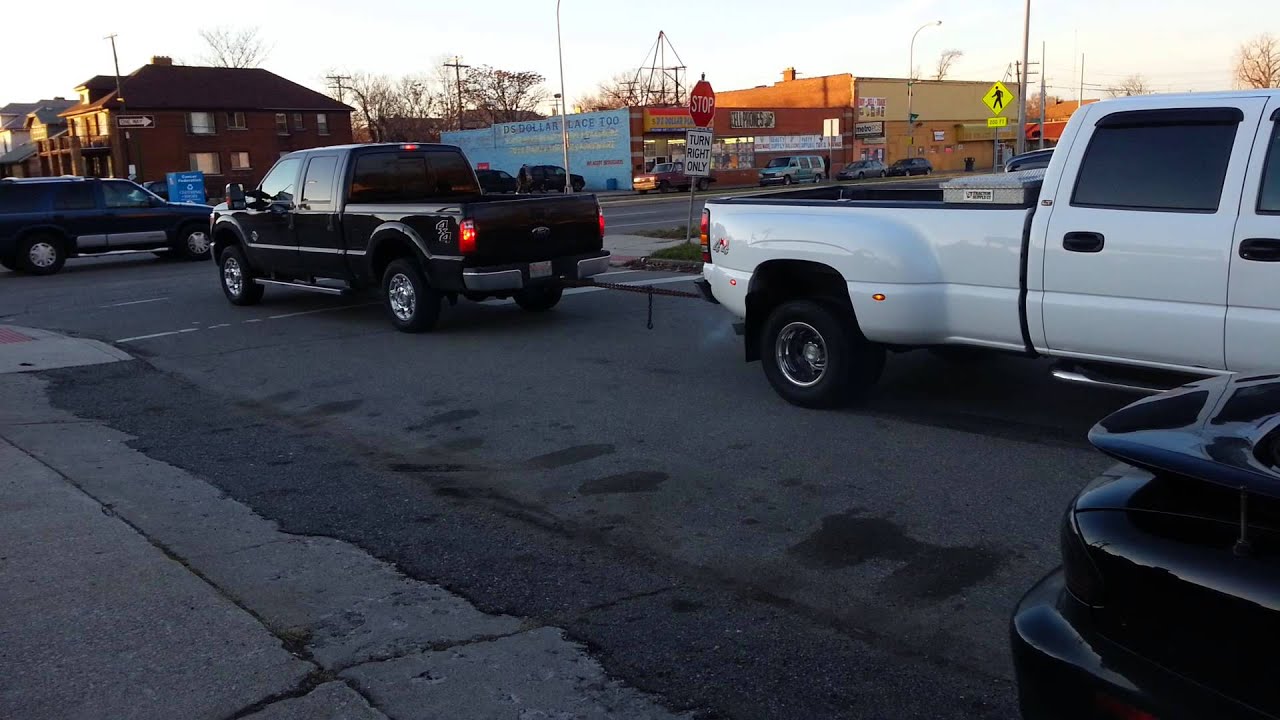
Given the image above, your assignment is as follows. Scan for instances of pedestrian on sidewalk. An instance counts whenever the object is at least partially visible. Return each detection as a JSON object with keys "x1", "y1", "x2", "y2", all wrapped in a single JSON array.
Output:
[{"x1": 516, "y1": 165, "x2": 532, "y2": 194}]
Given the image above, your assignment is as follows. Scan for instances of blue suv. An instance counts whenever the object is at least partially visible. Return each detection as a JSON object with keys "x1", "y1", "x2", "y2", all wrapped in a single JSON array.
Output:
[{"x1": 0, "y1": 177, "x2": 213, "y2": 275}]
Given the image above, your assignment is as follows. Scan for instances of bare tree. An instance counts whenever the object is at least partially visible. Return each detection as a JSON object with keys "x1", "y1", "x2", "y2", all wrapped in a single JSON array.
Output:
[
  {"x1": 342, "y1": 73, "x2": 400, "y2": 142},
  {"x1": 1107, "y1": 74, "x2": 1152, "y2": 97},
  {"x1": 1236, "y1": 33, "x2": 1280, "y2": 88},
  {"x1": 575, "y1": 72, "x2": 639, "y2": 112},
  {"x1": 465, "y1": 66, "x2": 548, "y2": 124},
  {"x1": 198, "y1": 26, "x2": 270, "y2": 68},
  {"x1": 934, "y1": 50, "x2": 964, "y2": 81}
]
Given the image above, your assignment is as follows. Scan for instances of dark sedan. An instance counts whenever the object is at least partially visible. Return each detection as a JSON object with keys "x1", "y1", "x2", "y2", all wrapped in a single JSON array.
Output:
[
  {"x1": 836, "y1": 160, "x2": 888, "y2": 180},
  {"x1": 886, "y1": 158, "x2": 933, "y2": 176},
  {"x1": 476, "y1": 169, "x2": 518, "y2": 194},
  {"x1": 1013, "y1": 373, "x2": 1280, "y2": 720},
  {"x1": 1005, "y1": 148, "x2": 1054, "y2": 172}
]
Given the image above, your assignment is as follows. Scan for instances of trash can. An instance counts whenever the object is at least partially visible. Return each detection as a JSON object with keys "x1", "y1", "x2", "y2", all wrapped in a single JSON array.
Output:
[
  {"x1": 606, "y1": 178, "x2": 618, "y2": 191},
  {"x1": 964, "y1": 157, "x2": 976, "y2": 172}
]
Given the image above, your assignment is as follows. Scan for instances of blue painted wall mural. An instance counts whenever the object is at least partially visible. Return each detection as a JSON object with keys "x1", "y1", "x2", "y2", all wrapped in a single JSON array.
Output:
[{"x1": 443, "y1": 108, "x2": 632, "y2": 191}]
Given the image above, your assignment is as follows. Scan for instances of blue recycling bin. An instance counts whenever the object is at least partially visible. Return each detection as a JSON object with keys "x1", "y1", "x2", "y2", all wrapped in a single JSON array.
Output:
[{"x1": 605, "y1": 178, "x2": 618, "y2": 191}]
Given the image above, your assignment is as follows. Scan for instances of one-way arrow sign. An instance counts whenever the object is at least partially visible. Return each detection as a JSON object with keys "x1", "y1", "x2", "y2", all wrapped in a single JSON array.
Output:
[{"x1": 117, "y1": 115, "x2": 155, "y2": 129}]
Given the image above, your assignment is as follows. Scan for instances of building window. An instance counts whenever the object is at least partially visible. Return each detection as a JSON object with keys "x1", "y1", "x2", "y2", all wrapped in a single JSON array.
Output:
[
  {"x1": 188, "y1": 112, "x2": 216, "y2": 135},
  {"x1": 712, "y1": 137, "x2": 755, "y2": 170},
  {"x1": 189, "y1": 152, "x2": 221, "y2": 175},
  {"x1": 275, "y1": 113, "x2": 289, "y2": 134},
  {"x1": 226, "y1": 111, "x2": 246, "y2": 129},
  {"x1": 87, "y1": 115, "x2": 98, "y2": 137},
  {"x1": 316, "y1": 114, "x2": 329, "y2": 135},
  {"x1": 230, "y1": 151, "x2": 251, "y2": 171},
  {"x1": 293, "y1": 113, "x2": 305, "y2": 131}
]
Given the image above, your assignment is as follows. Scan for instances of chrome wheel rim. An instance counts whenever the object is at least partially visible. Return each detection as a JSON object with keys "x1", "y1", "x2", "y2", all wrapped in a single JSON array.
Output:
[
  {"x1": 223, "y1": 256, "x2": 244, "y2": 297},
  {"x1": 28, "y1": 241, "x2": 57, "y2": 268},
  {"x1": 388, "y1": 273, "x2": 416, "y2": 321},
  {"x1": 186, "y1": 230, "x2": 210, "y2": 256},
  {"x1": 775, "y1": 321, "x2": 827, "y2": 387}
]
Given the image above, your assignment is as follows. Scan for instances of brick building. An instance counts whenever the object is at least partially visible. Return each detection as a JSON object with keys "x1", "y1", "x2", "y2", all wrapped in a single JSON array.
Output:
[
  {"x1": 717, "y1": 69, "x2": 1016, "y2": 171},
  {"x1": 40, "y1": 57, "x2": 353, "y2": 194}
]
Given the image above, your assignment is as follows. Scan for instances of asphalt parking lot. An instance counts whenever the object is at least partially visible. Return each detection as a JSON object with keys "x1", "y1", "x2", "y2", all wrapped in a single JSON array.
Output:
[{"x1": 0, "y1": 253, "x2": 1138, "y2": 718}]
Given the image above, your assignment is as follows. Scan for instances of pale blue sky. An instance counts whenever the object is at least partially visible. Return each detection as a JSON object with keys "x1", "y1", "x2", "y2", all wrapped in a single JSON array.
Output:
[{"x1": 6, "y1": 0, "x2": 1272, "y2": 108}]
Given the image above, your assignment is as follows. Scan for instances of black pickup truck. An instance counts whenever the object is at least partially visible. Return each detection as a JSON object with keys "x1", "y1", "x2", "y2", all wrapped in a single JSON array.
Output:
[{"x1": 209, "y1": 143, "x2": 609, "y2": 332}]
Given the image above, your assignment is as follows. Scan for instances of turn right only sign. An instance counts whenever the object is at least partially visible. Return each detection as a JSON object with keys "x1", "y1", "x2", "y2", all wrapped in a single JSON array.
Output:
[{"x1": 684, "y1": 128, "x2": 713, "y2": 177}]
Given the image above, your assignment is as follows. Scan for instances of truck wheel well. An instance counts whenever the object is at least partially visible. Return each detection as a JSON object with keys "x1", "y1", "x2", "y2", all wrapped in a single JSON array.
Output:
[
  {"x1": 745, "y1": 260, "x2": 854, "y2": 362},
  {"x1": 212, "y1": 228, "x2": 240, "y2": 257},
  {"x1": 370, "y1": 234, "x2": 422, "y2": 282}
]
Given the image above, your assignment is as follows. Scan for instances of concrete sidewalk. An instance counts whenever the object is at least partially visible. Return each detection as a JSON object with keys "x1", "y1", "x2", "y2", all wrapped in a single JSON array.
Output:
[
  {"x1": 604, "y1": 234, "x2": 689, "y2": 264},
  {"x1": 0, "y1": 330, "x2": 685, "y2": 719}
]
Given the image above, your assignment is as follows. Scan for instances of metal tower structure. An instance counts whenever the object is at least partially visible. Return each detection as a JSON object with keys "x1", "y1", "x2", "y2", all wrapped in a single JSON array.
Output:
[{"x1": 631, "y1": 31, "x2": 688, "y2": 107}]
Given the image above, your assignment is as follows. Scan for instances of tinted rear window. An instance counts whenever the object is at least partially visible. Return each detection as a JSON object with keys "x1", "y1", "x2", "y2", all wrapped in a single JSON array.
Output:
[
  {"x1": 53, "y1": 183, "x2": 97, "y2": 210},
  {"x1": 349, "y1": 151, "x2": 480, "y2": 203},
  {"x1": 1072, "y1": 119, "x2": 1238, "y2": 212},
  {"x1": 0, "y1": 184, "x2": 47, "y2": 213}
]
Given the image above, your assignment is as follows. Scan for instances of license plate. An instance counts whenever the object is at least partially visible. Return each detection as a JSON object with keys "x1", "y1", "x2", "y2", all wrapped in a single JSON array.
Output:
[{"x1": 529, "y1": 261, "x2": 553, "y2": 279}]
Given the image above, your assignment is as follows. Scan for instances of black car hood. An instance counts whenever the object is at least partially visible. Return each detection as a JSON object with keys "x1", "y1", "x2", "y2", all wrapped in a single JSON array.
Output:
[{"x1": 1089, "y1": 374, "x2": 1280, "y2": 498}]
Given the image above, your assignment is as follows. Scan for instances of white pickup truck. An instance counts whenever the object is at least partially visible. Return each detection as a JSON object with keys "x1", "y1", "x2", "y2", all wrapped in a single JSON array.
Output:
[{"x1": 696, "y1": 91, "x2": 1280, "y2": 407}]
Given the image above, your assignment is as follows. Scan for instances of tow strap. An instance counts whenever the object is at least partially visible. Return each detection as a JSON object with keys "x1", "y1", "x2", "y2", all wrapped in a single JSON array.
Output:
[{"x1": 563, "y1": 278, "x2": 704, "y2": 330}]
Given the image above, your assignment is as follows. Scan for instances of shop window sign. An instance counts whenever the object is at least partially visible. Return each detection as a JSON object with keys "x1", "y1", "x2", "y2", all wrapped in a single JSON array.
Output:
[{"x1": 730, "y1": 111, "x2": 775, "y2": 129}]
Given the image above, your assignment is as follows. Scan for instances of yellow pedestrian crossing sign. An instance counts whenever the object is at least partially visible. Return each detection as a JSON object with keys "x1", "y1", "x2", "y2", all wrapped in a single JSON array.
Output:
[{"x1": 983, "y1": 81, "x2": 1013, "y2": 116}]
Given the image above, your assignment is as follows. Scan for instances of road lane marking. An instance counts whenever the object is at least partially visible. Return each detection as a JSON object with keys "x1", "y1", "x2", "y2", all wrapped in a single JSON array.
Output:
[
  {"x1": 102, "y1": 297, "x2": 169, "y2": 308},
  {"x1": 116, "y1": 328, "x2": 199, "y2": 343},
  {"x1": 114, "y1": 278, "x2": 694, "y2": 343},
  {"x1": 268, "y1": 302, "x2": 379, "y2": 320}
]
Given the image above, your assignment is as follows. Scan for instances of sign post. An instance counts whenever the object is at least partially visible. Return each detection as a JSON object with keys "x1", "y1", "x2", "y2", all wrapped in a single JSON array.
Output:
[
  {"x1": 685, "y1": 76, "x2": 715, "y2": 245},
  {"x1": 982, "y1": 81, "x2": 1013, "y2": 171}
]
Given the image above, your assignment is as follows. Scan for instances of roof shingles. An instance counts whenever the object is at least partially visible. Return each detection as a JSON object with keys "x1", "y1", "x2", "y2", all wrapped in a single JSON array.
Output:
[{"x1": 62, "y1": 64, "x2": 352, "y2": 116}]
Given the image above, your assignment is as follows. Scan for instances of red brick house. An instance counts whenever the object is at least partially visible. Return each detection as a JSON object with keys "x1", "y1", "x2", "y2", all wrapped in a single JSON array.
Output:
[{"x1": 40, "y1": 57, "x2": 353, "y2": 194}]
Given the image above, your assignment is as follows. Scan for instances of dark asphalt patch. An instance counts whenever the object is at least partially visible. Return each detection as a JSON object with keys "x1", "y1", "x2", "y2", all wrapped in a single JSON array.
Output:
[{"x1": 44, "y1": 361, "x2": 1017, "y2": 719}]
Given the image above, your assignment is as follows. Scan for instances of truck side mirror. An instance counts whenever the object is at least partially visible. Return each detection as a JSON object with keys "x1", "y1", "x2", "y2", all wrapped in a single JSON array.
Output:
[{"x1": 225, "y1": 183, "x2": 247, "y2": 210}]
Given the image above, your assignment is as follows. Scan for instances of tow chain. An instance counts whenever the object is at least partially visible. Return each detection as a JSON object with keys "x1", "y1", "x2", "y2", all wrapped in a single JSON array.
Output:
[{"x1": 563, "y1": 278, "x2": 704, "y2": 330}]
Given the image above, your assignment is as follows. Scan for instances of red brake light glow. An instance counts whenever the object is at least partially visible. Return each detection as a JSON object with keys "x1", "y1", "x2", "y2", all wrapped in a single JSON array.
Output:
[
  {"x1": 699, "y1": 209, "x2": 711, "y2": 263},
  {"x1": 401, "y1": 144, "x2": 419, "y2": 151},
  {"x1": 598, "y1": 208, "x2": 606, "y2": 238},
  {"x1": 459, "y1": 220, "x2": 477, "y2": 254}
]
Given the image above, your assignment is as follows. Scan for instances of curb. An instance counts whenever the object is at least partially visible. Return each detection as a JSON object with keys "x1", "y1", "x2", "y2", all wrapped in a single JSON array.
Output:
[{"x1": 622, "y1": 257, "x2": 703, "y2": 274}]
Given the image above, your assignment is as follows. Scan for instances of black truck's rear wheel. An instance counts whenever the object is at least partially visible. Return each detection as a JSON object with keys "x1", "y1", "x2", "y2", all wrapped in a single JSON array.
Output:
[
  {"x1": 760, "y1": 299, "x2": 883, "y2": 408},
  {"x1": 514, "y1": 284, "x2": 563, "y2": 312},
  {"x1": 383, "y1": 258, "x2": 440, "y2": 332}
]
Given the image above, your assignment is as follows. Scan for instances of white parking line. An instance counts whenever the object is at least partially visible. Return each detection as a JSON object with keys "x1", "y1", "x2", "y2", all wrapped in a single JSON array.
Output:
[
  {"x1": 102, "y1": 297, "x2": 169, "y2": 308},
  {"x1": 268, "y1": 302, "x2": 378, "y2": 320},
  {"x1": 116, "y1": 327, "x2": 199, "y2": 343},
  {"x1": 114, "y1": 277, "x2": 694, "y2": 343}
]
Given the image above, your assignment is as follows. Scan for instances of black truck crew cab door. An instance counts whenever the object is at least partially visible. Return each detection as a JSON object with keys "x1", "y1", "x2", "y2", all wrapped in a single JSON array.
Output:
[
  {"x1": 294, "y1": 154, "x2": 345, "y2": 279},
  {"x1": 242, "y1": 156, "x2": 304, "y2": 275}
]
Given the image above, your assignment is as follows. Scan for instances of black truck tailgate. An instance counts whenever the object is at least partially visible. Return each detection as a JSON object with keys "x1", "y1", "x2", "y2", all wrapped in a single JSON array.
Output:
[{"x1": 461, "y1": 195, "x2": 602, "y2": 265}]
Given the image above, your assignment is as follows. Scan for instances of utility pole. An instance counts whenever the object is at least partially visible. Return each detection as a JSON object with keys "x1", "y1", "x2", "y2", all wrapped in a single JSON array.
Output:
[
  {"x1": 443, "y1": 57, "x2": 470, "y2": 131},
  {"x1": 1079, "y1": 53, "x2": 1085, "y2": 115},
  {"x1": 325, "y1": 74, "x2": 351, "y2": 104},
  {"x1": 1016, "y1": 0, "x2": 1031, "y2": 155},
  {"x1": 1039, "y1": 42, "x2": 1047, "y2": 150},
  {"x1": 105, "y1": 33, "x2": 133, "y2": 180}
]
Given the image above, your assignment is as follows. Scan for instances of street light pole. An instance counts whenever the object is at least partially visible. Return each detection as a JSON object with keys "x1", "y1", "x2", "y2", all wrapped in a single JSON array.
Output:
[
  {"x1": 556, "y1": 0, "x2": 572, "y2": 193},
  {"x1": 105, "y1": 33, "x2": 132, "y2": 180},
  {"x1": 907, "y1": 20, "x2": 941, "y2": 158},
  {"x1": 1016, "y1": 0, "x2": 1031, "y2": 155}
]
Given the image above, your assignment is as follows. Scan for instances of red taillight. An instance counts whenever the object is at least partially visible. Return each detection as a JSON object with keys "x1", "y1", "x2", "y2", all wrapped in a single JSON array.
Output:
[
  {"x1": 459, "y1": 220, "x2": 477, "y2": 254},
  {"x1": 699, "y1": 208, "x2": 711, "y2": 263},
  {"x1": 401, "y1": 143, "x2": 419, "y2": 151},
  {"x1": 598, "y1": 207, "x2": 606, "y2": 238}
]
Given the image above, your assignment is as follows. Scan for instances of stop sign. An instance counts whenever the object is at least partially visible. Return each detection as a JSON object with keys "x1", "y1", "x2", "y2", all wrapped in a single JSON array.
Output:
[{"x1": 689, "y1": 78, "x2": 715, "y2": 128}]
